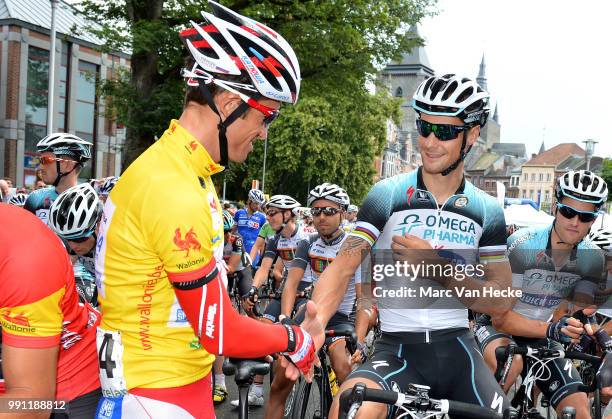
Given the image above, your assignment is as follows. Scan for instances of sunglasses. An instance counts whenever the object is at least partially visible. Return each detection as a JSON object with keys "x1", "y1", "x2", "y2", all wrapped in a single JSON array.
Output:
[
  {"x1": 67, "y1": 234, "x2": 94, "y2": 243},
  {"x1": 183, "y1": 66, "x2": 279, "y2": 127},
  {"x1": 38, "y1": 156, "x2": 73, "y2": 165},
  {"x1": 556, "y1": 203, "x2": 598, "y2": 223},
  {"x1": 245, "y1": 97, "x2": 280, "y2": 127},
  {"x1": 416, "y1": 119, "x2": 468, "y2": 141},
  {"x1": 311, "y1": 207, "x2": 341, "y2": 217},
  {"x1": 266, "y1": 210, "x2": 280, "y2": 217}
]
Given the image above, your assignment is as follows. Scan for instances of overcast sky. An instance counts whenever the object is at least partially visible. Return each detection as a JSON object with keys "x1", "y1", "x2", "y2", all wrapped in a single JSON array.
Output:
[{"x1": 419, "y1": 0, "x2": 612, "y2": 158}]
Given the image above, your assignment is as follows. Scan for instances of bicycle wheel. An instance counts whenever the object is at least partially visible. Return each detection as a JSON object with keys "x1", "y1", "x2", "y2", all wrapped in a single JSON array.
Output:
[{"x1": 288, "y1": 375, "x2": 324, "y2": 419}]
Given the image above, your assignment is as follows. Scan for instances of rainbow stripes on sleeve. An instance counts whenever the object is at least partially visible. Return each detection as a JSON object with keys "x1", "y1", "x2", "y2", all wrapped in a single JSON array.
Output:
[{"x1": 349, "y1": 222, "x2": 380, "y2": 247}]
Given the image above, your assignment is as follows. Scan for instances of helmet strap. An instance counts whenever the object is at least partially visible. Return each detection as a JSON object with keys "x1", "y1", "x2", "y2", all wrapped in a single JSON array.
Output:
[
  {"x1": 52, "y1": 160, "x2": 78, "y2": 187},
  {"x1": 441, "y1": 130, "x2": 472, "y2": 176},
  {"x1": 198, "y1": 81, "x2": 250, "y2": 167},
  {"x1": 276, "y1": 210, "x2": 293, "y2": 234}
]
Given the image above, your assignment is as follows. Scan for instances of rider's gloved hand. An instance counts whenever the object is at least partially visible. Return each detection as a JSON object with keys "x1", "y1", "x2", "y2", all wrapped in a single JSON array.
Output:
[
  {"x1": 546, "y1": 316, "x2": 583, "y2": 344},
  {"x1": 350, "y1": 341, "x2": 367, "y2": 365},
  {"x1": 282, "y1": 323, "x2": 316, "y2": 376},
  {"x1": 242, "y1": 286, "x2": 258, "y2": 312}
]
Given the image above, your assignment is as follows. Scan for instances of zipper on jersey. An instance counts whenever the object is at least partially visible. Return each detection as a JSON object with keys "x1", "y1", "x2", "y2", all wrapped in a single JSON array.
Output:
[{"x1": 421, "y1": 189, "x2": 456, "y2": 248}]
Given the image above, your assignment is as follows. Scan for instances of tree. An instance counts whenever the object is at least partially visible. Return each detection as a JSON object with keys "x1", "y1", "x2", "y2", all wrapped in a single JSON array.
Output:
[{"x1": 76, "y1": 0, "x2": 436, "y2": 203}]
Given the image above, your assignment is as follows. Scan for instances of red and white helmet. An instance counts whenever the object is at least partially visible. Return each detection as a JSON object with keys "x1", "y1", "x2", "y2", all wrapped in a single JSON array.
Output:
[{"x1": 180, "y1": 0, "x2": 300, "y2": 104}]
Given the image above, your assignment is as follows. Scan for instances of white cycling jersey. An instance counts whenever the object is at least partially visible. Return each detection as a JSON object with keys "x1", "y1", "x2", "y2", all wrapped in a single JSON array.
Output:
[
  {"x1": 350, "y1": 168, "x2": 508, "y2": 333},
  {"x1": 293, "y1": 231, "x2": 361, "y2": 316}
]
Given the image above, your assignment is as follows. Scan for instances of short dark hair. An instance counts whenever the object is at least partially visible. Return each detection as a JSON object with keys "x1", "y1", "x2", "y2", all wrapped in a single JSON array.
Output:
[{"x1": 183, "y1": 57, "x2": 254, "y2": 108}]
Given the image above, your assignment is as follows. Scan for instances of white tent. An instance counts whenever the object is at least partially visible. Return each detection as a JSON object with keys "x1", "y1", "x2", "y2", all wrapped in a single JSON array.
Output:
[{"x1": 504, "y1": 204, "x2": 554, "y2": 227}]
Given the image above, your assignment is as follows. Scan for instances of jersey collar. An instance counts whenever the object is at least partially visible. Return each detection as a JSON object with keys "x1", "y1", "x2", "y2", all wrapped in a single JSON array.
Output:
[
  {"x1": 417, "y1": 166, "x2": 465, "y2": 195},
  {"x1": 320, "y1": 229, "x2": 345, "y2": 246},
  {"x1": 164, "y1": 120, "x2": 225, "y2": 177}
]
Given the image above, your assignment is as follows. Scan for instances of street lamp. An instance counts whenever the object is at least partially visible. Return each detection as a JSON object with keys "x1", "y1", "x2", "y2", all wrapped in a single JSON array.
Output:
[
  {"x1": 583, "y1": 139, "x2": 598, "y2": 171},
  {"x1": 261, "y1": 137, "x2": 268, "y2": 194},
  {"x1": 47, "y1": 0, "x2": 59, "y2": 134}
]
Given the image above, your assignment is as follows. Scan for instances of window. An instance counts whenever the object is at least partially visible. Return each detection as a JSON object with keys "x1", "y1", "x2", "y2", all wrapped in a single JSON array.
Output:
[
  {"x1": 530, "y1": 173, "x2": 535, "y2": 182},
  {"x1": 56, "y1": 42, "x2": 70, "y2": 132},
  {"x1": 545, "y1": 190, "x2": 550, "y2": 202},
  {"x1": 395, "y1": 87, "x2": 403, "y2": 97},
  {"x1": 25, "y1": 46, "x2": 49, "y2": 154},
  {"x1": 524, "y1": 173, "x2": 528, "y2": 181},
  {"x1": 530, "y1": 190, "x2": 534, "y2": 199},
  {"x1": 546, "y1": 173, "x2": 551, "y2": 182},
  {"x1": 539, "y1": 173, "x2": 543, "y2": 181},
  {"x1": 522, "y1": 189, "x2": 527, "y2": 198},
  {"x1": 75, "y1": 60, "x2": 99, "y2": 180}
]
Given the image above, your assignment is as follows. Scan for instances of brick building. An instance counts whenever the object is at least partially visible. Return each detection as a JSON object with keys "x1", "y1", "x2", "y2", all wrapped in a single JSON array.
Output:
[{"x1": 0, "y1": 0, "x2": 129, "y2": 187}]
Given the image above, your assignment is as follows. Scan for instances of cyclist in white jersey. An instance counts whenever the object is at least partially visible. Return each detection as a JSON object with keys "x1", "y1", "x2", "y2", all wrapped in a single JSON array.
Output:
[
  {"x1": 246, "y1": 195, "x2": 314, "y2": 321},
  {"x1": 475, "y1": 170, "x2": 608, "y2": 419},
  {"x1": 237, "y1": 194, "x2": 312, "y2": 407},
  {"x1": 264, "y1": 183, "x2": 366, "y2": 419},
  {"x1": 309, "y1": 74, "x2": 514, "y2": 419}
]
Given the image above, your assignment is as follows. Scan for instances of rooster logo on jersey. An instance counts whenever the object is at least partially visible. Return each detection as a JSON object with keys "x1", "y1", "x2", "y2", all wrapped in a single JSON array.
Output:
[{"x1": 173, "y1": 227, "x2": 202, "y2": 257}]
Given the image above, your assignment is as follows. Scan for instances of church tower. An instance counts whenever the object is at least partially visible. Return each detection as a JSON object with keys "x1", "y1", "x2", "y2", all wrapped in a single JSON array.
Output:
[{"x1": 379, "y1": 25, "x2": 434, "y2": 168}]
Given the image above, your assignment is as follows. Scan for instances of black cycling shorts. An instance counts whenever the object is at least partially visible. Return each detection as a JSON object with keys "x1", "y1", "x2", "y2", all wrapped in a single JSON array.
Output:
[
  {"x1": 294, "y1": 309, "x2": 353, "y2": 347},
  {"x1": 473, "y1": 313, "x2": 511, "y2": 352},
  {"x1": 348, "y1": 329, "x2": 510, "y2": 419},
  {"x1": 51, "y1": 388, "x2": 101, "y2": 419},
  {"x1": 262, "y1": 280, "x2": 311, "y2": 323},
  {"x1": 473, "y1": 316, "x2": 584, "y2": 408},
  {"x1": 510, "y1": 336, "x2": 584, "y2": 408}
]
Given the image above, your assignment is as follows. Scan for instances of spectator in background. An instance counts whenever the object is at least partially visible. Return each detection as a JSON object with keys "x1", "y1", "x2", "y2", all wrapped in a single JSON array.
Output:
[
  {"x1": 0, "y1": 179, "x2": 9, "y2": 203},
  {"x1": 35, "y1": 179, "x2": 47, "y2": 190}
]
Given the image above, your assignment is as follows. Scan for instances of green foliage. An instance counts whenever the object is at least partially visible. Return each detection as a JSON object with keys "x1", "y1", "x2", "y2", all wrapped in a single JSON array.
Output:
[
  {"x1": 76, "y1": 0, "x2": 436, "y2": 203},
  {"x1": 601, "y1": 159, "x2": 612, "y2": 202}
]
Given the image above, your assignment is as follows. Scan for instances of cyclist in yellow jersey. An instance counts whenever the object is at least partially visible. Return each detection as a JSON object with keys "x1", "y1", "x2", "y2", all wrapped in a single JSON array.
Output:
[{"x1": 94, "y1": 2, "x2": 319, "y2": 418}]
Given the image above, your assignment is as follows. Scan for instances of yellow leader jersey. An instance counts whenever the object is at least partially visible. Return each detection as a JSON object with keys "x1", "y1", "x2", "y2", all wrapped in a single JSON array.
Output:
[{"x1": 95, "y1": 120, "x2": 225, "y2": 393}]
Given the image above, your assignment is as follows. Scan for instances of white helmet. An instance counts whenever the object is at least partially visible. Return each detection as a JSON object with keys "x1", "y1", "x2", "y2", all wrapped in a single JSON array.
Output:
[
  {"x1": 347, "y1": 204, "x2": 358, "y2": 213},
  {"x1": 588, "y1": 228, "x2": 612, "y2": 254},
  {"x1": 248, "y1": 189, "x2": 266, "y2": 206},
  {"x1": 555, "y1": 170, "x2": 608, "y2": 207},
  {"x1": 180, "y1": 0, "x2": 300, "y2": 104},
  {"x1": 8, "y1": 193, "x2": 27, "y2": 207},
  {"x1": 265, "y1": 194, "x2": 300, "y2": 210},
  {"x1": 412, "y1": 74, "x2": 490, "y2": 126},
  {"x1": 99, "y1": 176, "x2": 119, "y2": 197},
  {"x1": 179, "y1": 1, "x2": 300, "y2": 167},
  {"x1": 37, "y1": 133, "x2": 93, "y2": 163},
  {"x1": 48, "y1": 183, "x2": 103, "y2": 240},
  {"x1": 307, "y1": 183, "x2": 350, "y2": 210}
]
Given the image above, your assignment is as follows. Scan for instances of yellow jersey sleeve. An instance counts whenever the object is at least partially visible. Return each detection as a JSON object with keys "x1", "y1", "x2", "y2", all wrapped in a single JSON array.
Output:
[
  {"x1": 1, "y1": 288, "x2": 65, "y2": 348},
  {"x1": 144, "y1": 180, "x2": 224, "y2": 284}
]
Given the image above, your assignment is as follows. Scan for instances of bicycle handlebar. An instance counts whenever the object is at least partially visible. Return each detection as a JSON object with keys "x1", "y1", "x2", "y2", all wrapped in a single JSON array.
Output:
[
  {"x1": 325, "y1": 325, "x2": 358, "y2": 355},
  {"x1": 338, "y1": 383, "x2": 508, "y2": 419},
  {"x1": 494, "y1": 344, "x2": 604, "y2": 390}
]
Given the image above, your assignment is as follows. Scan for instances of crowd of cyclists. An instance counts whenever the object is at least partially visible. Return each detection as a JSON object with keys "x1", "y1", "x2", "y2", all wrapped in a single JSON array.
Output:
[{"x1": 2, "y1": 1, "x2": 612, "y2": 418}]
